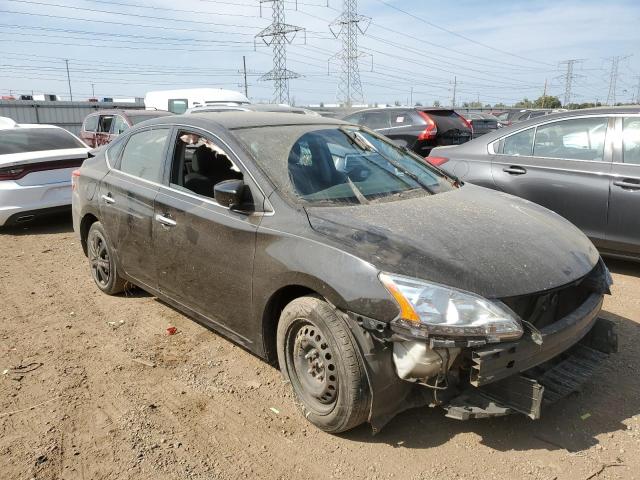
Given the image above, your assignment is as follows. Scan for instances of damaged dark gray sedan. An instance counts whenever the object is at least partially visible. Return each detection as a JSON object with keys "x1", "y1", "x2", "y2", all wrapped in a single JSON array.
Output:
[{"x1": 72, "y1": 113, "x2": 617, "y2": 433}]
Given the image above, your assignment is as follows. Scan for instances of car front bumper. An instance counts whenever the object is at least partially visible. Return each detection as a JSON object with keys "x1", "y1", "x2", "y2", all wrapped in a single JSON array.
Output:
[{"x1": 348, "y1": 284, "x2": 616, "y2": 432}]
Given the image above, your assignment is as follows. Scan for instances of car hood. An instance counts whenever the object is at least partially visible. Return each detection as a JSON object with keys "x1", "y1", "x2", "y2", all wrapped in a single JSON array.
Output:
[{"x1": 305, "y1": 185, "x2": 599, "y2": 299}]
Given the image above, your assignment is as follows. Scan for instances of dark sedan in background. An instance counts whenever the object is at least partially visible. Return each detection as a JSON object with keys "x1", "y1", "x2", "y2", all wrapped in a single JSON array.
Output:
[
  {"x1": 72, "y1": 112, "x2": 615, "y2": 434},
  {"x1": 459, "y1": 111, "x2": 501, "y2": 136},
  {"x1": 429, "y1": 106, "x2": 640, "y2": 260},
  {"x1": 342, "y1": 107, "x2": 472, "y2": 156}
]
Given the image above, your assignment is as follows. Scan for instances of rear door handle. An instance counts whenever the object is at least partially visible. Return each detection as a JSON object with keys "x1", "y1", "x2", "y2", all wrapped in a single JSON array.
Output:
[
  {"x1": 613, "y1": 179, "x2": 640, "y2": 190},
  {"x1": 101, "y1": 194, "x2": 115, "y2": 204},
  {"x1": 503, "y1": 166, "x2": 527, "y2": 175},
  {"x1": 155, "y1": 213, "x2": 177, "y2": 227}
]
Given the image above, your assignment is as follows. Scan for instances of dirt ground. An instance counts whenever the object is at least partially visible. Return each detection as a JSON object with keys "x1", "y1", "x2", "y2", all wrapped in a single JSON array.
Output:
[{"x1": 1, "y1": 214, "x2": 639, "y2": 480}]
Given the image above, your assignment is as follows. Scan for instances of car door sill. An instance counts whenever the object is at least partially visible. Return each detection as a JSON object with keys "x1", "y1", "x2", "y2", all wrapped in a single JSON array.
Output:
[{"x1": 123, "y1": 275, "x2": 254, "y2": 349}]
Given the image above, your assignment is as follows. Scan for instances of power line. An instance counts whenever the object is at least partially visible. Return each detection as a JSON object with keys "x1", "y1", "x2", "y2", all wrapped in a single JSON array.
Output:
[
  {"x1": 372, "y1": 0, "x2": 555, "y2": 67},
  {"x1": 256, "y1": 0, "x2": 304, "y2": 104},
  {"x1": 329, "y1": 0, "x2": 369, "y2": 106}
]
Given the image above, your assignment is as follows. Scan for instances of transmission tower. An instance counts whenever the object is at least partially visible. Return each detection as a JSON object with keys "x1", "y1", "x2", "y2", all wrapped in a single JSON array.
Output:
[
  {"x1": 605, "y1": 56, "x2": 631, "y2": 106},
  {"x1": 329, "y1": 0, "x2": 370, "y2": 106},
  {"x1": 558, "y1": 59, "x2": 584, "y2": 106},
  {"x1": 634, "y1": 75, "x2": 640, "y2": 104},
  {"x1": 255, "y1": 0, "x2": 304, "y2": 104}
]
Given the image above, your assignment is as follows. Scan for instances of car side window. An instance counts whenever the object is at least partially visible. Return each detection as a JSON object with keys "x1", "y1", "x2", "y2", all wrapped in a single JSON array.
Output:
[
  {"x1": 391, "y1": 112, "x2": 412, "y2": 127},
  {"x1": 98, "y1": 115, "x2": 114, "y2": 133},
  {"x1": 503, "y1": 127, "x2": 534, "y2": 156},
  {"x1": 119, "y1": 128, "x2": 170, "y2": 183},
  {"x1": 533, "y1": 117, "x2": 608, "y2": 161},
  {"x1": 623, "y1": 118, "x2": 640, "y2": 165},
  {"x1": 344, "y1": 112, "x2": 363, "y2": 125},
  {"x1": 169, "y1": 130, "x2": 243, "y2": 199},
  {"x1": 362, "y1": 112, "x2": 390, "y2": 130},
  {"x1": 110, "y1": 116, "x2": 128, "y2": 135},
  {"x1": 83, "y1": 115, "x2": 98, "y2": 132}
]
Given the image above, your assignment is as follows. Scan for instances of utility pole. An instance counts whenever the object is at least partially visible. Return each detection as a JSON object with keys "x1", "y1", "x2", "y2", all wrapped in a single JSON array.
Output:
[
  {"x1": 451, "y1": 76, "x2": 457, "y2": 108},
  {"x1": 558, "y1": 59, "x2": 584, "y2": 107},
  {"x1": 634, "y1": 75, "x2": 640, "y2": 104},
  {"x1": 329, "y1": 0, "x2": 370, "y2": 106},
  {"x1": 242, "y1": 56, "x2": 248, "y2": 98},
  {"x1": 255, "y1": 0, "x2": 304, "y2": 104},
  {"x1": 410, "y1": 87, "x2": 413, "y2": 106},
  {"x1": 542, "y1": 78, "x2": 547, "y2": 108},
  {"x1": 64, "y1": 59, "x2": 73, "y2": 101},
  {"x1": 606, "y1": 56, "x2": 631, "y2": 106},
  {"x1": 91, "y1": 82, "x2": 95, "y2": 98}
]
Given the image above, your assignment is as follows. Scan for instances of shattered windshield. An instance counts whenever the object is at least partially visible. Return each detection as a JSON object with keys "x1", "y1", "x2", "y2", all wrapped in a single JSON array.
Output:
[{"x1": 232, "y1": 125, "x2": 457, "y2": 205}]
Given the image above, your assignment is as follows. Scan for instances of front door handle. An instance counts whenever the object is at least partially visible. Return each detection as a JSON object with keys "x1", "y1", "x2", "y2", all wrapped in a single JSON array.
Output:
[
  {"x1": 503, "y1": 166, "x2": 527, "y2": 175},
  {"x1": 101, "y1": 193, "x2": 115, "y2": 204},
  {"x1": 613, "y1": 179, "x2": 640, "y2": 190},
  {"x1": 155, "y1": 213, "x2": 177, "y2": 227}
]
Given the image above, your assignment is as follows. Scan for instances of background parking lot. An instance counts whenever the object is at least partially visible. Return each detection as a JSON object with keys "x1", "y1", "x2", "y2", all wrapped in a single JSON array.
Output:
[{"x1": 1, "y1": 217, "x2": 639, "y2": 480}]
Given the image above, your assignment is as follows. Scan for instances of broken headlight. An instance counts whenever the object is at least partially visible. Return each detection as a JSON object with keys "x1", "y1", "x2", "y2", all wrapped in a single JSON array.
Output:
[{"x1": 379, "y1": 273, "x2": 523, "y2": 343}]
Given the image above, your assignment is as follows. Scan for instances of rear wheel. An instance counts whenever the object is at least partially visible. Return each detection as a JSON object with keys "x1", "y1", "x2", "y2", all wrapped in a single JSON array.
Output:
[
  {"x1": 87, "y1": 222, "x2": 127, "y2": 295},
  {"x1": 277, "y1": 296, "x2": 370, "y2": 433}
]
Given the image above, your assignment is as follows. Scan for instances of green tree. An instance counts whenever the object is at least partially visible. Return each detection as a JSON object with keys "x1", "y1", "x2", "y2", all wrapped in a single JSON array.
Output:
[
  {"x1": 514, "y1": 98, "x2": 534, "y2": 108},
  {"x1": 534, "y1": 95, "x2": 561, "y2": 108},
  {"x1": 433, "y1": 100, "x2": 441, "y2": 107}
]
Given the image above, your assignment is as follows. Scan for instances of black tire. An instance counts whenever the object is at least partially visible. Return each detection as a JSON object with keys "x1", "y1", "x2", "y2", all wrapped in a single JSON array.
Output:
[
  {"x1": 277, "y1": 296, "x2": 370, "y2": 433},
  {"x1": 87, "y1": 221, "x2": 127, "y2": 295}
]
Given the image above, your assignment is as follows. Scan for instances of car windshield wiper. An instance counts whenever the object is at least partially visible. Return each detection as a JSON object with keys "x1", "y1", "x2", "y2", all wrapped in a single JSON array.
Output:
[{"x1": 339, "y1": 127, "x2": 435, "y2": 193}]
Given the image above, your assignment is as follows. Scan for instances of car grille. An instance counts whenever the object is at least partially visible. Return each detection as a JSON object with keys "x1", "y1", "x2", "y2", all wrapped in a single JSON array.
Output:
[{"x1": 500, "y1": 262, "x2": 607, "y2": 329}]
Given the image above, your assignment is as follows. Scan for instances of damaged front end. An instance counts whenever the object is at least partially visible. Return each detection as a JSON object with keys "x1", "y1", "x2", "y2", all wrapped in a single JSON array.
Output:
[{"x1": 348, "y1": 259, "x2": 617, "y2": 432}]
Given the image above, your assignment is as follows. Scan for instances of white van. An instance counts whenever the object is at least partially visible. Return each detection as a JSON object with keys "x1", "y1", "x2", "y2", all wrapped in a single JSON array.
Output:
[{"x1": 144, "y1": 88, "x2": 250, "y2": 114}]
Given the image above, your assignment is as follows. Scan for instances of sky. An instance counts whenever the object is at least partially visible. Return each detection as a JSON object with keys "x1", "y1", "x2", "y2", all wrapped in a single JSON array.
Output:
[{"x1": 0, "y1": 0, "x2": 639, "y2": 106}]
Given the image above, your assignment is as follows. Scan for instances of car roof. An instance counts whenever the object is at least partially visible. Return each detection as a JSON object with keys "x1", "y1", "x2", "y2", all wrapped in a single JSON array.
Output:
[
  {"x1": 87, "y1": 109, "x2": 173, "y2": 116},
  {"x1": 347, "y1": 107, "x2": 454, "y2": 114},
  {"x1": 456, "y1": 105, "x2": 640, "y2": 146},
  {"x1": 146, "y1": 111, "x2": 346, "y2": 130}
]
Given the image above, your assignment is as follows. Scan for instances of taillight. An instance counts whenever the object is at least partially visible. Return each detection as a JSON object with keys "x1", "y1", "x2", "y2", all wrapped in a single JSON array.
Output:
[
  {"x1": 426, "y1": 156, "x2": 449, "y2": 166},
  {"x1": 457, "y1": 114, "x2": 473, "y2": 135},
  {"x1": 417, "y1": 111, "x2": 437, "y2": 141},
  {"x1": 71, "y1": 169, "x2": 81, "y2": 191},
  {"x1": 0, "y1": 166, "x2": 26, "y2": 181}
]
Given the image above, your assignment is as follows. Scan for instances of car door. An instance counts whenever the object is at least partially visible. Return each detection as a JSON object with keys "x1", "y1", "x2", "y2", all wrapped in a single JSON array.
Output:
[
  {"x1": 81, "y1": 114, "x2": 99, "y2": 147},
  {"x1": 99, "y1": 126, "x2": 172, "y2": 290},
  {"x1": 153, "y1": 127, "x2": 263, "y2": 342},
  {"x1": 605, "y1": 116, "x2": 640, "y2": 255},
  {"x1": 96, "y1": 115, "x2": 114, "y2": 146},
  {"x1": 108, "y1": 115, "x2": 129, "y2": 143},
  {"x1": 491, "y1": 116, "x2": 613, "y2": 245}
]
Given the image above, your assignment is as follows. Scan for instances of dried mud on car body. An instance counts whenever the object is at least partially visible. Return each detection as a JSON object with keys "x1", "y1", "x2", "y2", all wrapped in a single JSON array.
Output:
[{"x1": 1, "y1": 218, "x2": 640, "y2": 480}]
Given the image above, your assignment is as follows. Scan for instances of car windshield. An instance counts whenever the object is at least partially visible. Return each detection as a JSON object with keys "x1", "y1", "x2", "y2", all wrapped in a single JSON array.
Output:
[
  {"x1": 0, "y1": 128, "x2": 85, "y2": 155},
  {"x1": 233, "y1": 125, "x2": 457, "y2": 205}
]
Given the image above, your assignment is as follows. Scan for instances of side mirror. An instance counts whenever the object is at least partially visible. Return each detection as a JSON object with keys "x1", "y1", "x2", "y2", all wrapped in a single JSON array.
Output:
[{"x1": 214, "y1": 179, "x2": 250, "y2": 211}]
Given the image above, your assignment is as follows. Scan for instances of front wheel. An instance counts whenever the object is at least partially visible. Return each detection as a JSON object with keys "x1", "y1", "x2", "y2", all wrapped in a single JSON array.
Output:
[
  {"x1": 87, "y1": 221, "x2": 127, "y2": 295},
  {"x1": 277, "y1": 296, "x2": 370, "y2": 433}
]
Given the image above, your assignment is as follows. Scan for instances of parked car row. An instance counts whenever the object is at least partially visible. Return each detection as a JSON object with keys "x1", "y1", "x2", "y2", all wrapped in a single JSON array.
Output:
[
  {"x1": 1, "y1": 104, "x2": 627, "y2": 435},
  {"x1": 70, "y1": 110, "x2": 616, "y2": 434}
]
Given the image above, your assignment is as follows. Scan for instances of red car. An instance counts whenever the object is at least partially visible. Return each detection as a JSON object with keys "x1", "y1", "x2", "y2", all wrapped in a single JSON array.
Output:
[{"x1": 80, "y1": 109, "x2": 173, "y2": 148}]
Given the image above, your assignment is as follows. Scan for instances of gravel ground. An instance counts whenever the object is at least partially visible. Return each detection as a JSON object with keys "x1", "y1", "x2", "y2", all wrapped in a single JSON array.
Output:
[{"x1": 1, "y1": 214, "x2": 639, "y2": 480}]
